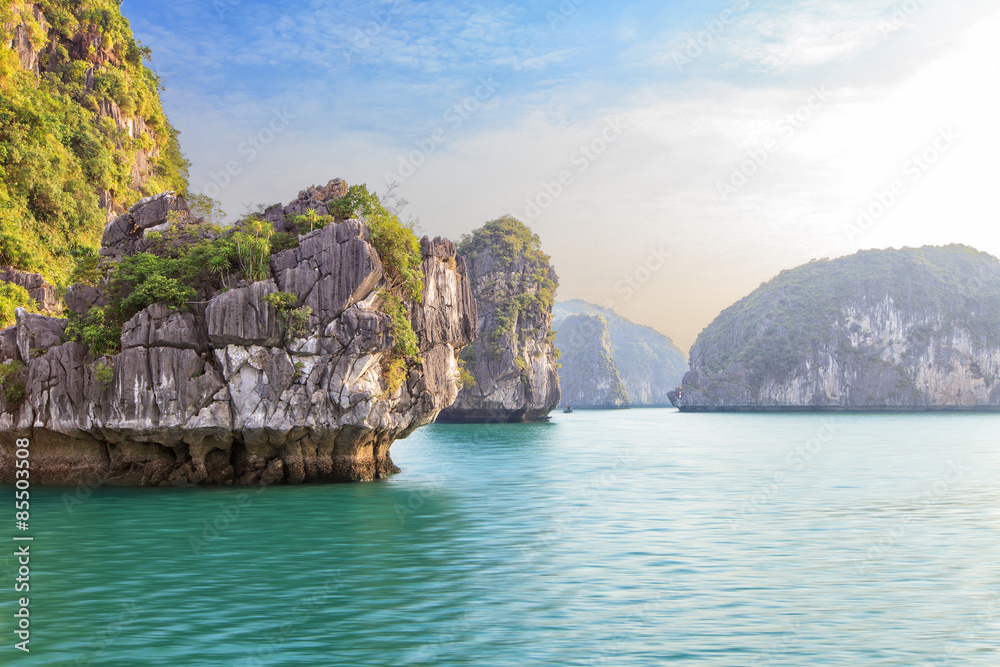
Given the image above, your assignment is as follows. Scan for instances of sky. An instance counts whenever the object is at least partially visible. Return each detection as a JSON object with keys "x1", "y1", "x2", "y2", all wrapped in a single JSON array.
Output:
[{"x1": 123, "y1": 0, "x2": 1000, "y2": 352}]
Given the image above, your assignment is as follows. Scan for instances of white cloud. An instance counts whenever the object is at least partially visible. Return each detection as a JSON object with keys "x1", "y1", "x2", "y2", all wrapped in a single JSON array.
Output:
[{"x1": 723, "y1": 1, "x2": 889, "y2": 72}]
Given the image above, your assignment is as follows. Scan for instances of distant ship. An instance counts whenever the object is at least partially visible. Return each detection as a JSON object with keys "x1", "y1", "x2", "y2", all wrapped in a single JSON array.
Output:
[{"x1": 563, "y1": 404, "x2": 574, "y2": 413}]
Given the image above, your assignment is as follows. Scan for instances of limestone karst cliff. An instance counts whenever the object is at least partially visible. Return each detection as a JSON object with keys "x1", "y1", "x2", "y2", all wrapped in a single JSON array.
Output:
[
  {"x1": 679, "y1": 245, "x2": 1000, "y2": 411},
  {"x1": 0, "y1": 180, "x2": 477, "y2": 485},
  {"x1": 553, "y1": 300, "x2": 686, "y2": 406},
  {"x1": 436, "y1": 216, "x2": 560, "y2": 423},
  {"x1": 553, "y1": 313, "x2": 629, "y2": 409}
]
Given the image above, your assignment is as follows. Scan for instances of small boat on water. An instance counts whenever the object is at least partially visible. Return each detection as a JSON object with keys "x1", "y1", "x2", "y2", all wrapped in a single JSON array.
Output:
[{"x1": 563, "y1": 404, "x2": 573, "y2": 413}]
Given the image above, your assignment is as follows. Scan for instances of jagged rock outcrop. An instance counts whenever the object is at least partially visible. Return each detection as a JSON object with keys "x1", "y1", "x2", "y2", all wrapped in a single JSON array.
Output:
[
  {"x1": 0, "y1": 267, "x2": 61, "y2": 315},
  {"x1": 553, "y1": 300, "x2": 686, "y2": 406},
  {"x1": 679, "y1": 245, "x2": 1000, "y2": 411},
  {"x1": 100, "y1": 192, "x2": 193, "y2": 259},
  {"x1": 437, "y1": 216, "x2": 559, "y2": 423},
  {"x1": 0, "y1": 181, "x2": 477, "y2": 485},
  {"x1": 552, "y1": 314, "x2": 629, "y2": 409},
  {"x1": 265, "y1": 179, "x2": 349, "y2": 234}
]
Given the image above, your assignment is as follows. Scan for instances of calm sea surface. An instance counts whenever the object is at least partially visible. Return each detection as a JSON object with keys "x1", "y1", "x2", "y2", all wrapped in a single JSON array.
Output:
[{"x1": 2, "y1": 410, "x2": 999, "y2": 665}]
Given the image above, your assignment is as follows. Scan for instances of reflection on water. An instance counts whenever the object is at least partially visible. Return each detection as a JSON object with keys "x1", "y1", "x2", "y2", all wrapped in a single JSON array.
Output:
[{"x1": 2, "y1": 410, "x2": 999, "y2": 665}]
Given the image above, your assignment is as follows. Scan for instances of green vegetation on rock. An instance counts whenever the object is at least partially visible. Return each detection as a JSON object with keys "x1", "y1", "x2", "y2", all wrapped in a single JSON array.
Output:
[
  {"x1": 0, "y1": 358, "x2": 27, "y2": 403},
  {"x1": 456, "y1": 359, "x2": 476, "y2": 388},
  {"x1": 376, "y1": 288, "x2": 422, "y2": 396},
  {"x1": 66, "y1": 216, "x2": 281, "y2": 355},
  {"x1": 0, "y1": 281, "x2": 38, "y2": 327},
  {"x1": 92, "y1": 358, "x2": 113, "y2": 389},
  {"x1": 263, "y1": 291, "x2": 312, "y2": 339},
  {"x1": 377, "y1": 289, "x2": 420, "y2": 361},
  {"x1": 0, "y1": 0, "x2": 189, "y2": 284},
  {"x1": 290, "y1": 209, "x2": 334, "y2": 236}
]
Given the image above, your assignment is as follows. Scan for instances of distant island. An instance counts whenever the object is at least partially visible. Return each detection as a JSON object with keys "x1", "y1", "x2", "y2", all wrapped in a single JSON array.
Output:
[
  {"x1": 676, "y1": 245, "x2": 1000, "y2": 411},
  {"x1": 552, "y1": 312, "x2": 629, "y2": 409},
  {"x1": 553, "y1": 300, "x2": 686, "y2": 408}
]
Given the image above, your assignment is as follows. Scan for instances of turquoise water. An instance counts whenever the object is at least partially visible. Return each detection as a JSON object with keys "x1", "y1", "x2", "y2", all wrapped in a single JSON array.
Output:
[{"x1": 2, "y1": 410, "x2": 999, "y2": 665}]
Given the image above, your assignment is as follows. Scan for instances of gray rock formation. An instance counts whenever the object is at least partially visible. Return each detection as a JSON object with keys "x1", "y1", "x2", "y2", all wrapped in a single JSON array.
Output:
[
  {"x1": 437, "y1": 216, "x2": 560, "y2": 423},
  {"x1": 552, "y1": 314, "x2": 629, "y2": 409},
  {"x1": 100, "y1": 192, "x2": 190, "y2": 258},
  {"x1": 679, "y1": 245, "x2": 1000, "y2": 411},
  {"x1": 0, "y1": 183, "x2": 477, "y2": 485},
  {"x1": 265, "y1": 178, "x2": 349, "y2": 234},
  {"x1": 0, "y1": 266, "x2": 62, "y2": 315},
  {"x1": 553, "y1": 300, "x2": 686, "y2": 406}
]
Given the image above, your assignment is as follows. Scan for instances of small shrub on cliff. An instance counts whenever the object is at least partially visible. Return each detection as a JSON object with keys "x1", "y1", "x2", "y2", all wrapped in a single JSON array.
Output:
[
  {"x1": 230, "y1": 218, "x2": 274, "y2": 282},
  {"x1": 64, "y1": 306, "x2": 122, "y2": 357},
  {"x1": 263, "y1": 291, "x2": 313, "y2": 339},
  {"x1": 383, "y1": 358, "x2": 407, "y2": 396},
  {"x1": 378, "y1": 290, "x2": 420, "y2": 360},
  {"x1": 270, "y1": 232, "x2": 299, "y2": 255},
  {"x1": 0, "y1": 359, "x2": 27, "y2": 405},
  {"x1": 457, "y1": 360, "x2": 476, "y2": 389},
  {"x1": 288, "y1": 306, "x2": 313, "y2": 338},
  {"x1": 262, "y1": 291, "x2": 298, "y2": 311},
  {"x1": 291, "y1": 210, "x2": 334, "y2": 235},
  {"x1": 92, "y1": 359, "x2": 114, "y2": 389},
  {"x1": 66, "y1": 245, "x2": 104, "y2": 287},
  {"x1": 377, "y1": 290, "x2": 422, "y2": 397},
  {"x1": 0, "y1": 282, "x2": 38, "y2": 328},
  {"x1": 108, "y1": 253, "x2": 196, "y2": 318}
]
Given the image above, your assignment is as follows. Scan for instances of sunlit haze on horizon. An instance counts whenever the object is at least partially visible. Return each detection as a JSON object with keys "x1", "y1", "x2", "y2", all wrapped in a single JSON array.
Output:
[{"x1": 124, "y1": 0, "x2": 1000, "y2": 351}]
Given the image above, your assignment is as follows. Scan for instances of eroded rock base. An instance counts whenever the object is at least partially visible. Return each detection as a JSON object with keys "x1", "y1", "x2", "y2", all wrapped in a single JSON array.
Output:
[
  {"x1": 434, "y1": 409, "x2": 554, "y2": 424},
  {"x1": 0, "y1": 427, "x2": 401, "y2": 486}
]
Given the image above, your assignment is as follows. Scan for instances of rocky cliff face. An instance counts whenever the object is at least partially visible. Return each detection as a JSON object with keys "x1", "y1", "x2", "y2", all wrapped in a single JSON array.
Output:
[
  {"x1": 0, "y1": 181, "x2": 477, "y2": 485},
  {"x1": 680, "y1": 245, "x2": 1000, "y2": 411},
  {"x1": 553, "y1": 300, "x2": 686, "y2": 406},
  {"x1": 553, "y1": 314, "x2": 629, "y2": 409},
  {"x1": 437, "y1": 216, "x2": 560, "y2": 423}
]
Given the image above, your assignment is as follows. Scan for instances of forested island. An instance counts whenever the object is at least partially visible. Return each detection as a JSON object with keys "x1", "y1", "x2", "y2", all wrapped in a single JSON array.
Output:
[{"x1": 677, "y1": 245, "x2": 1000, "y2": 411}]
